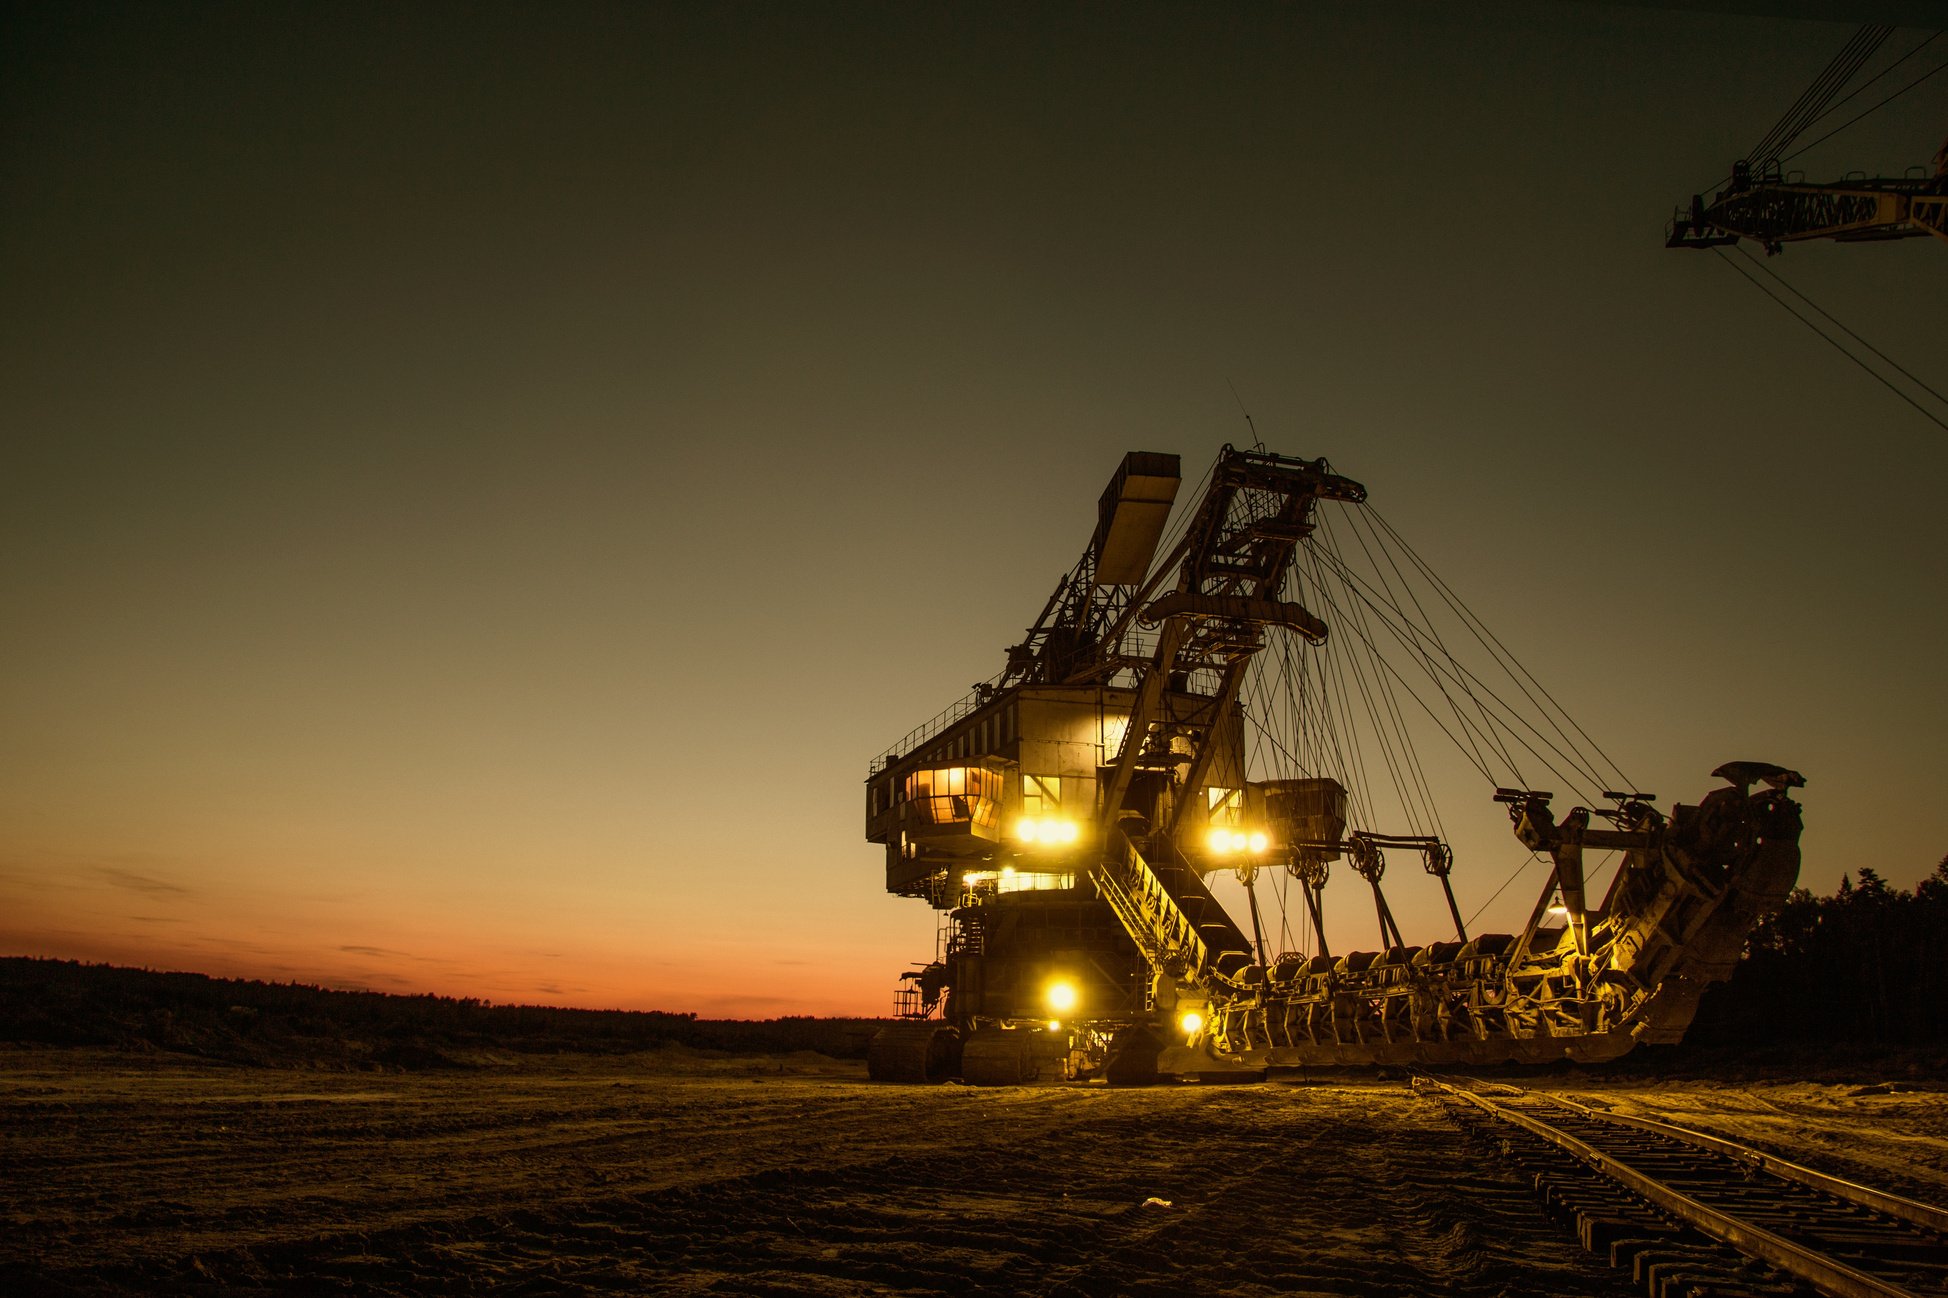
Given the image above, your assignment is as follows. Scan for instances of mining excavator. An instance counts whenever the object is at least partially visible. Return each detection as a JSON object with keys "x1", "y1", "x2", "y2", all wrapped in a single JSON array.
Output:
[{"x1": 863, "y1": 446, "x2": 1804, "y2": 1084}]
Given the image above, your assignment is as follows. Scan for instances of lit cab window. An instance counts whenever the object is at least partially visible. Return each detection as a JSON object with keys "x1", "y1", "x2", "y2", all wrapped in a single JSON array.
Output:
[{"x1": 903, "y1": 765, "x2": 1003, "y2": 828}]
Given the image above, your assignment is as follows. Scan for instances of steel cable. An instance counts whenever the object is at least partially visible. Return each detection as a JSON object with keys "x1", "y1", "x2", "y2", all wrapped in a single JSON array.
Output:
[
  {"x1": 1735, "y1": 245, "x2": 1948, "y2": 408},
  {"x1": 1365, "y1": 509, "x2": 1634, "y2": 794},
  {"x1": 1307, "y1": 545, "x2": 1616, "y2": 800},
  {"x1": 1748, "y1": 25, "x2": 1891, "y2": 166},
  {"x1": 1781, "y1": 47, "x2": 1948, "y2": 165},
  {"x1": 1784, "y1": 29, "x2": 1943, "y2": 153},
  {"x1": 1689, "y1": 28, "x2": 1929, "y2": 206},
  {"x1": 1341, "y1": 504, "x2": 1520, "y2": 791},
  {"x1": 1712, "y1": 247, "x2": 1948, "y2": 434}
]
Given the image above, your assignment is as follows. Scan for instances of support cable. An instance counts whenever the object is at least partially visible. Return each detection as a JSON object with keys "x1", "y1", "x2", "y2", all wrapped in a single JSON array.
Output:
[
  {"x1": 1337, "y1": 506, "x2": 1519, "y2": 793},
  {"x1": 1349, "y1": 526, "x2": 1616, "y2": 794},
  {"x1": 1747, "y1": 25, "x2": 1890, "y2": 166},
  {"x1": 1313, "y1": 517, "x2": 1435, "y2": 835},
  {"x1": 1316, "y1": 532, "x2": 1442, "y2": 836},
  {"x1": 1781, "y1": 48, "x2": 1948, "y2": 165},
  {"x1": 1322, "y1": 512, "x2": 1455, "y2": 839},
  {"x1": 1465, "y1": 853, "x2": 1548, "y2": 931},
  {"x1": 1366, "y1": 508, "x2": 1634, "y2": 794},
  {"x1": 1735, "y1": 246, "x2": 1948, "y2": 409},
  {"x1": 1293, "y1": 544, "x2": 1367, "y2": 810},
  {"x1": 1688, "y1": 29, "x2": 1932, "y2": 216},
  {"x1": 1301, "y1": 576, "x2": 1514, "y2": 789},
  {"x1": 1712, "y1": 248, "x2": 1948, "y2": 434},
  {"x1": 1312, "y1": 568, "x2": 1385, "y2": 827},
  {"x1": 1783, "y1": 29, "x2": 1943, "y2": 153},
  {"x1": 1309, "y1": 547, "x2": 1615, "y2": 800}
]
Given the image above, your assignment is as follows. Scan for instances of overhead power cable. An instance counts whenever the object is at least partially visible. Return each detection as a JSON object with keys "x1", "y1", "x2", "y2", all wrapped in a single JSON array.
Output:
[{"x1": 1712, "y1": 247, "x2": 1948, "y2": 434}]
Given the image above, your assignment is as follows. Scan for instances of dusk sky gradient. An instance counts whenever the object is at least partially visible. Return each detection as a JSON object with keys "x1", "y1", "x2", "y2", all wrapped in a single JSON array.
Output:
[{"x1": 4, "y1": 2, "x2": 1944, "y2": 1016}]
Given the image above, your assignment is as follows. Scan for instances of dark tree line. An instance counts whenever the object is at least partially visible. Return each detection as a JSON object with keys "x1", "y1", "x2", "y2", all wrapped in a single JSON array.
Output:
[
  {"x1": 0, "y1": 957, "x2": 882, "y2": 1065},
  {"x1": 1693, "y1": 856, "x2": 1948, "y2": 1047},
  {"x1": 8, "y1": 859, "x2": 1944, "y2": 1069}
]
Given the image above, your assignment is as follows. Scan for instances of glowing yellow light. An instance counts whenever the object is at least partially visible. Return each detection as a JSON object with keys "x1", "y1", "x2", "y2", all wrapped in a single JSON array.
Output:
[
  {"x1": 1206, "y1": 828, "x2": 1232, "y2": 854},
  {"x1": 1046, "y1": 1020, "x2": 1062, "y2": 1032},
  {"x1": 1045, "y1": 980, "x2": 1078, "y2": 1013},
  {"x1": 1179, "y1": 1010, "x2": 1205, "y2": 1036},
  {"x1": 1248, "y1": 831, "x2": 1268, "y2": 854},
  {"x1": 1001, "y1": 865, "x2": 1016, "y2": 878},
  {"x1": 1228, "y1": 829, "x2": 1248, "y2": 851},
  {"x1": 1018, "y1": 817, "x2": 1081, "y2": 848}
]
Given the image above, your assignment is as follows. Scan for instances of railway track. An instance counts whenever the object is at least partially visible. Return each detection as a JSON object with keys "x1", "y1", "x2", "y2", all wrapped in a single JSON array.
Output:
[{"x1": 1424, "y1": 1077, "x2": 1948, "y2": 1298}]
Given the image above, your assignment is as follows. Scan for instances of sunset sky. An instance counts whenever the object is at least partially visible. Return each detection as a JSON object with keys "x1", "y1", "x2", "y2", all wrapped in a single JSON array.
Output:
[{"x1": 4, "y1": 2, "x2": 1944, "y2": 1017}]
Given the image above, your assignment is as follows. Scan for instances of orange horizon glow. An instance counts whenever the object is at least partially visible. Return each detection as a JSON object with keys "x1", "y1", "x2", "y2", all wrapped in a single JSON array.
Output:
[{"x1": 0, "y1": 835, "x2": 915, "y2": 1020}]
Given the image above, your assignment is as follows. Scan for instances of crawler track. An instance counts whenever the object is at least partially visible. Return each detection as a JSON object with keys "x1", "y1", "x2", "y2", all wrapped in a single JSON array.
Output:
[{"x1": 1428, "y1": 1078, "x2": 1948, "y2": 1298}]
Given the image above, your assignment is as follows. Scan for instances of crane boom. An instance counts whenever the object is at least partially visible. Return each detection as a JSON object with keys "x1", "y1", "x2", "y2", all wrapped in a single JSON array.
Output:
[
  {"x1": 1670, "y1": 170, "x2": 1948, "y2": 250},
  {"x1": 1669, "y1": 150, "x2": 1948, "y2": 252}
]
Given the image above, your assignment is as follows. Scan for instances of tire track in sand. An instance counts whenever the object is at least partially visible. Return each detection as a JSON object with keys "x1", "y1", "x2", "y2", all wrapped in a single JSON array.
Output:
[{"x1": 4, "y1": 1055, "x2": 1633, "y2": 1296}]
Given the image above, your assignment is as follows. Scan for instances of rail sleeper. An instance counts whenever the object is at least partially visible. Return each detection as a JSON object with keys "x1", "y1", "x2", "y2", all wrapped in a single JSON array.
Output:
[{"x1": 1426, "y1": 1079, "x2": 1944, "y2": 1298}]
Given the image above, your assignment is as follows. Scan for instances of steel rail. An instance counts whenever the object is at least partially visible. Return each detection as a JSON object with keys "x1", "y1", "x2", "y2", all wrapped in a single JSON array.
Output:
[
  {"x1": 1439, "y1": 1082, "x2": 1931, "y2": 1298},
  {"x1": 1536, "y1": 1090, "x2": 1948, "y2": 1237}
]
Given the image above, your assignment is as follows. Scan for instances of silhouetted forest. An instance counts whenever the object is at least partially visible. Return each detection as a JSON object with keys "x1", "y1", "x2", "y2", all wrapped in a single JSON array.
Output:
[
  {"x1": 0, "y1": 958, "x2": 881, "y2": 1067},
  {"x1": 1692, "y1": 857, "x2": 1948, "y2": 1047},
  {"x1": 4, "y1": 861, "x2": 1944, "y2": 1070}
]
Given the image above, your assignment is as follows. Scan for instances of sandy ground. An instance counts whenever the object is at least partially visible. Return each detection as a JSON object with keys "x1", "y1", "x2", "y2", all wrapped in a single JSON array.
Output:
[
  {"x1": 3, "y1": 1046, "x2": 1625, "y2": 1297},
  {"x1": 4, "y1": 1048, "x2": 1943, "y2": 1296},
  {"x1": 1541, "y1": 1076, "x2": 1948, "y2": 1208}
]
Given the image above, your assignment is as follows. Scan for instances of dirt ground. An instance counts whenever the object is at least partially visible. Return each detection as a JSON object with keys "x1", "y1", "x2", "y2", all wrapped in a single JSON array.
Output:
[
  {"x1": 1548, "y1": 1074, "x2": 1948, "y2": 1208},
  {"x1": 4, "y1": 1047, "x2": 1944, "y2": 1297}
]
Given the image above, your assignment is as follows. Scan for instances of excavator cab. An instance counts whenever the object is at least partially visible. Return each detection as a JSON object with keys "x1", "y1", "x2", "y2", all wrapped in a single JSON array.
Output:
[{"x1": 898, "y1": 760, "x2": 1007, "y2": 852}]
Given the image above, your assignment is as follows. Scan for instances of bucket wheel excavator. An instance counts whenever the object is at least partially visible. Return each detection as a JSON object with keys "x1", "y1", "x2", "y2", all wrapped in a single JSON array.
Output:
[{"x1": 863, "y1": 446, "x2": 1803, "y2": 1084}]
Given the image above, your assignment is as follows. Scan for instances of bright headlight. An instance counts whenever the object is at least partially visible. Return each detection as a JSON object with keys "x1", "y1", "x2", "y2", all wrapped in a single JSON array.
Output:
[
  {"x1": 1179, "y1": 1010, "x2": 1205, "y2": 1036},
  {"x1": 1248, "y1": 831, "x2": 1268, "y2": 854},
  {"x1": 1018, "y1": 817, "x2": 1081, "y2": 847},
  {"x1": 1045, "y1": 980, "x2": 1078, "y2": 1013}
]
